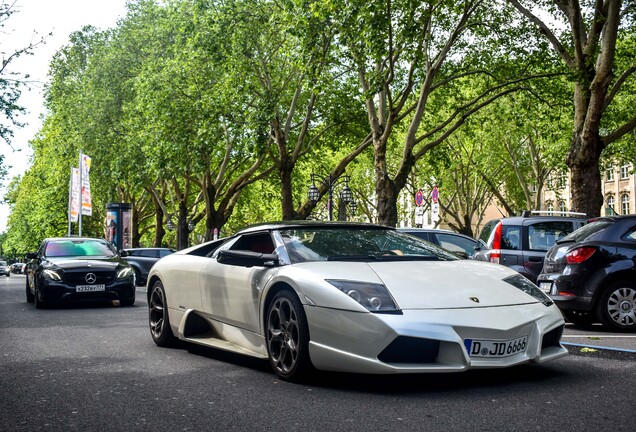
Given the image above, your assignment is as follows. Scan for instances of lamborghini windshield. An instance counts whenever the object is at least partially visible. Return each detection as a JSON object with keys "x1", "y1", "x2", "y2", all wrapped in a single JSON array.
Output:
[{"x1": 279, "y1": 227, "x2": 457, "y2": 264}]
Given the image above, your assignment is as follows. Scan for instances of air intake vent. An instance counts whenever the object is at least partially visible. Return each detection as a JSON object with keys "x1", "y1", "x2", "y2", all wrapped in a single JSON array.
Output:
[{"x1": 378, "y1": 336, "x2": 440, "y2": 363}]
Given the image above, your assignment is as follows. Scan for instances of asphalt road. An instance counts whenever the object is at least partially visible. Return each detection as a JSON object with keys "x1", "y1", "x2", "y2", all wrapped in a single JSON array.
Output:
[{"x1": 1, "y1": 274, "x2": 635, "y2": 432}]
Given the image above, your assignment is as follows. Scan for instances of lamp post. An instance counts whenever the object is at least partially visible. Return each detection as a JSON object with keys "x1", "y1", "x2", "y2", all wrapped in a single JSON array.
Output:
[
  {"x1": 166, "y1": 214, "x2": 196, "y2": 249},
  {"x1": 307, "y1": 173, "x2": 357, "y2": 221}
]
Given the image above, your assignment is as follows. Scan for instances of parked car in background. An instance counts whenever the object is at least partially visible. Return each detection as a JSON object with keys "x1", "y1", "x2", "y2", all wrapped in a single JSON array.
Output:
[
  {"x1": 10, "y1": 263, "x2": 26, "y2": 274},
  {"x1": 537, "y1": 215, "x2": 636, "y2": 331},
  {"x1": 25, "y1": 237, "x2": 136, "y2": 308},
  {"x1": 122, "y1": 247, "x2": 175, "y2": 286},
  {"x1": 0, "y1": 261, "x2": 9, "y2": 277},
  {"x1": 398, "y1": 228, "x2": 484, "y2": 258},
  {"x1": 474, "y1": 212, "x2": 588, "y2": 283}
]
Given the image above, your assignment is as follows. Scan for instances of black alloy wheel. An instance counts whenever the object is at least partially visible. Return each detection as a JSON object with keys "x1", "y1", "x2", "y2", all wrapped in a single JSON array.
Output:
[
  {"x1": 148, "y1": 280, "x2": 177, "y2": 347},
  {"x1": 34, "y1": 283, "x2": 46, "y2": 309},
  {"x1": 598, "y1": 281, "x2": 636, "y2": 332},
  {"x1": 265, "y1": 290, "x2": 313, "y2": 381}
]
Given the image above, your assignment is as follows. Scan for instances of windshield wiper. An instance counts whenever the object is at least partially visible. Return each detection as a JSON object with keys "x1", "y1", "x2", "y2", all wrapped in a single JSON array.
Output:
[
  {"x1": 326, "y1": 254, "x2": 443, "y2": 262},
  {"x1": 327, "y1": 255, "x2": 380, "y2": 261}
]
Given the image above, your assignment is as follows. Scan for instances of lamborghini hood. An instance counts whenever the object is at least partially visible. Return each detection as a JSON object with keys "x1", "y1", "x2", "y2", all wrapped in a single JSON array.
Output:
[
  {"x1": 369, "y1": 260, "x2": 539, "y2": 309},
  {"x1": 295, "y1": 260, "x2": 541, "y2": 310}
]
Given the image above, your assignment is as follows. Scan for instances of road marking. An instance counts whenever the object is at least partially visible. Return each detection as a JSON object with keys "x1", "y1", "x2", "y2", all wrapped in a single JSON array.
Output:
[
  {"x1": 563, "y1": 342, "x2": 636, "y2": 354},
  {"x1": 563, "y1": 335, "x2": 636, "y2": 338}
]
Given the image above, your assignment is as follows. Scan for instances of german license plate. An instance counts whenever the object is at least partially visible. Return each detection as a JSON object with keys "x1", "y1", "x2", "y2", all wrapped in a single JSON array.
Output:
[
  {"x1": 538, "y1": 281, "x2": 553, "y2": 294},
  {"x1": 464, "y1": 335, "x2": 528, "y2": 358},
  {"x1": 76, "y1": 284, "x2": 106, "y2": 292}
]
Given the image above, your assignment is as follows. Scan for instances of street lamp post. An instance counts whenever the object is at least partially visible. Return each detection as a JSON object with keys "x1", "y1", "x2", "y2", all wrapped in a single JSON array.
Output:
[
  {"x1": 166, "y1": 214, "x2": 196, "y2": 249},
  {"x1": 307, "y1": 173, "x2": 357, "y2": 221}
]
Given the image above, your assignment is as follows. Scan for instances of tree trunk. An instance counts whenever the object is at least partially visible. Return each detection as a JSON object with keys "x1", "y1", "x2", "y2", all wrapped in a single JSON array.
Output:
[
  {"x1": 279, "y1": 157, "x2": 296, "y2": 220},
  {"x1": 569, "y1": 159, "x2": 603, "y2": 218},
  {"x1": 176, "y1": 202, "x2": 189, "y2": 250},
  {"x1": 375, "y1": 180, "x2": 398, "y2": 226},
  {"x1": 153, "y1": 206, "x2": 165, "y2": 247},
  {"x1": 566, "y1": 81, "x2": 606, "y2": 218}
]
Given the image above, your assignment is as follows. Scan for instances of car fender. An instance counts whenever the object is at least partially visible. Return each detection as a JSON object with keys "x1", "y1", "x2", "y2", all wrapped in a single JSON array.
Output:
[
  {"x1": 590, "y1": 261, "x2": 636, "y2": 305},
  {"x1": 127, "y1": 261, "x2": 143, "y2": 275}
]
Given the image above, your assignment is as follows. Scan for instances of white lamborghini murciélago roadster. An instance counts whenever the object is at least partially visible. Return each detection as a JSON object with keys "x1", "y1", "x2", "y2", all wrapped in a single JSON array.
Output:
[{"x1": 147, "y1": 222, "x2": 567, "y2": 381}]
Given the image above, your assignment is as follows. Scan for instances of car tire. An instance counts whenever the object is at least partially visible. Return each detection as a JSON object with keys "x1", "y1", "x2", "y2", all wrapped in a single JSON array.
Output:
[
  {"x1": 120, "y1": 295, "x2": 135, "y2": 307},
  {"x1": 34, "y1": 284, "x2": 47, "y2": 309},
  {"x1": 265, "y1": 290, "x2": 313, "y2": 381},
  {"x1": 562, "y1": 309, "x2": 596, "y2": 327},
  {"x1": 148, "y1": 280, "x2": 177, "y2": 347},
  {"x1": 25, "y1": 278, "x2": 34, "y2": 303},
  {"x1": 598, "y1": 281, "x2": 636, "y2": 332}
]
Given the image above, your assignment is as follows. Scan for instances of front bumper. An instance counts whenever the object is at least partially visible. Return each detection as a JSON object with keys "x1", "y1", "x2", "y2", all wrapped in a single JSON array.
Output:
[
  {"x1": 38, "y1": 278, "x2": 136, "y2": 304},
  {"x1": 305, "y1": 303, "x2": 567, "y2": 374}
]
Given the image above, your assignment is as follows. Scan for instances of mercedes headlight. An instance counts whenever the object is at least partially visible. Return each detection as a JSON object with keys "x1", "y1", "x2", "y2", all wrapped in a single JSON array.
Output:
[
  {"x1": 42, "y1": 269, "x2": 62, "y2": 281},
  {"x1": 326, "y1": 279, "x2": 399, "y2": 312},
  {"x1": 117, "y1": 267, "x2": 134, "y2": 279},
  {"x1": 504, "y1": 274, "x2": 553, "y2": 306}
]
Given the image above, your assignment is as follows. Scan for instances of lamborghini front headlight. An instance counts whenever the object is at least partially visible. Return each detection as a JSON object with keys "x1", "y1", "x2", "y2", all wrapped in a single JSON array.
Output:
[{"x1": 326, "y1": 279, "x2": 399, "y2": 312}]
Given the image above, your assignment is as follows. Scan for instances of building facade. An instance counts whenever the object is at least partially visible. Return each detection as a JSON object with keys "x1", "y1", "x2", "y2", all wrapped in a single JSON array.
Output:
[{"x1": 541, "y1": 163, "x2": 634, "y2": 217}]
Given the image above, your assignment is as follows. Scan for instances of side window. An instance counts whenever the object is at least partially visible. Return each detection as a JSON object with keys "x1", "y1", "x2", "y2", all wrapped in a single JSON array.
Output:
[
  {"x1": 479, "y1": 220, "x2": 498, "y2": 244},
  {"x1": 501, "y1": 226, "x2": 521, "y2": 250},
  {"x1": 528, "y1": 222, "x2": 575, "y2": 251},
  {"x1": 139, "y1": 250, "x2": 156, "y2": 257},
  {"x1": 231, "y1": 233, "x2": 275, "y2": 254},
  {"x1": 159, "y1": 249, "x2": 174, "y2": 257},
  {"x1": 434, "y1": 234, "x2": 475, "y2": 255},
  {"x1": 409, "y1": 231, "x2": 431, "y2": 242},
  {"x1": 622, "y1": 226, "x2": 636, "y2": 242}
]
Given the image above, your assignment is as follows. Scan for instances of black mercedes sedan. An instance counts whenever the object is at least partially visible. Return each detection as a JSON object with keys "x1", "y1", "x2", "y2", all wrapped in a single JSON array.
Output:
[
  {"x1": 25, "y1": 237, "x2": 136, "y2": 308},
  {"x1": 537, "y1": 215, "x2": 636, "y2": 331}
]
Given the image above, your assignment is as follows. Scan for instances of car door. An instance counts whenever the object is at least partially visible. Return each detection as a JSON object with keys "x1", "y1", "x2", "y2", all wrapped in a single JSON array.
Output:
[
  {"x1": 199, "y1": 232, "x2": 275, "y2": 333},
  {"x1": 137, "y1": 249, "x2": 160, "y2": 274}
]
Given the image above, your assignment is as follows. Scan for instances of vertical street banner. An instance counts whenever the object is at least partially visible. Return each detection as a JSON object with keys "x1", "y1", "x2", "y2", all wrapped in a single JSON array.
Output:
[
  {"x1": 80, "y1": 153, "x2": 92, "y2": 216},
  {"x1": 69, "y1": 167, "x2": 80, "y2": 223}
]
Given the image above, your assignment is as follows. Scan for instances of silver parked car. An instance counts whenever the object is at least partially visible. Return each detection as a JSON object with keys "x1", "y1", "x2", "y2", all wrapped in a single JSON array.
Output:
[{"x1": 0, "y1": 261, "x2": 10, "y2": 277}]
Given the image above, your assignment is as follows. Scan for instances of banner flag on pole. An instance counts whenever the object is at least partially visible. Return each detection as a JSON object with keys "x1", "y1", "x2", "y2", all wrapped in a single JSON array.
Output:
[
  {"x1": 70, "y1": 167, "x2": 80, "y2": 223},
  {"x1": 80, "y1": 153, "x2": 92, "y2": 216}
]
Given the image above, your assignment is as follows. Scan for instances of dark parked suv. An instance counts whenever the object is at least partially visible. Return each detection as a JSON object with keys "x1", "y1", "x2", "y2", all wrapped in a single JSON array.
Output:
[
  {"x1": 122, "y1": 247, "x2": 175, "y2": 286},
  {"x1": 537, "y1": 215, "x2": 636, "y2": 331},
  {"x1": 474, "y1": 212, "x2": 588, "y2": 283}
]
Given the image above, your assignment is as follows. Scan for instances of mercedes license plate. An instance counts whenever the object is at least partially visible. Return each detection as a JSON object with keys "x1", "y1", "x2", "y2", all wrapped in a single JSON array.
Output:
[
  {"x1": 464, "y1": 335, "x2": 528, "y2": 358},
  {"x1": 76, "y1": 284, "x2": 106, "y2": 292}
]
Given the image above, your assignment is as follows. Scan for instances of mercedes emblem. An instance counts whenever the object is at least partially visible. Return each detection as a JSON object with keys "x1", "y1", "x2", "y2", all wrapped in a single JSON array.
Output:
[{"x1": 85, "y1": 273, "x2": 97, "y2": 284}]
